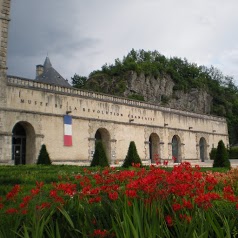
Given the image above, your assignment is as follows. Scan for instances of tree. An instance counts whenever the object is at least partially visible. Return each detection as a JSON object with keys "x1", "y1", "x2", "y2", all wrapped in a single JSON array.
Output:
[
  {"x1": 213, "y1": 140, "x2": 230, "y2": 168},
  {"x1": 90, "y1": 141, "x2": 109, "y2": 167},
  {"x1": 37, "y1": 144, "x2": 52, "y2": 165},
  {"x1": 122, "y1": 141, "x2": 142, "y2": 168},
  {"x1": 71, "y1": 74, "x2": 87, "y2": 88}
]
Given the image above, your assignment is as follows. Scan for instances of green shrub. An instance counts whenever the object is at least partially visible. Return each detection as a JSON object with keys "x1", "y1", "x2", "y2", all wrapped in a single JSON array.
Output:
[
  {"x1": 122, "y1": 141, "x2": 142, "y2": 168},
  {"x1": 90, "y1": 141, "x2": 109, "y2": 167},
  {"x1": 37, "y1": 144, "x2": 52, "y2": 165},
  {"x1": 229, "y1": 147, "x2": 238, "y2": 160},
  {"x1": 209, "y1": 148, "x2": 217, "y2": 160},
  {"x1": 213, "y1": 140, "x2": 230, "y2": 168}
]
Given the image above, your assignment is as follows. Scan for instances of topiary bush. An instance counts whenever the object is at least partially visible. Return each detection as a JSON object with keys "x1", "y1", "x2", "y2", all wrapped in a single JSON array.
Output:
[
  {"x1": 209, "y1": 148, "x2": 217, "y2": 160},
  {"x1": 229, "y1": 147, "x2": 238, "y2": 160},
  {"x1": 213, "y1": 140, "x2": 230, "y2": 168},
  {"x1": 122, "y1": 141, "x2": 142, "y2": 168},
  {"x1": 90, "y1": 141, "x2": 109, "y2": 167},
  {"x1": 37, "y1": 144, "x2": 52, "y2": 165}
]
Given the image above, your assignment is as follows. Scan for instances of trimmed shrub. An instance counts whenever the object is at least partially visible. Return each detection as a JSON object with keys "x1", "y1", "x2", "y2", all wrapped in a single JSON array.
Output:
[
  {"x1": 209, "y1": 148, "x2": 217, "y2": 160},
  {"x1": 90, "y1": 141, "x2": 109, "y2": 167},
  {"x1": 229, "y1": 147, "x2": 238, "y2": 160},
  {"x1": 122, "y1": 141, "x2": 142, "y2": 168},
  {"x1": 213, "y1": 140, "x2": 230, "y2": 168},
  {"x1": 37, "y1": 144, "x2": 52, "y2": 165}
]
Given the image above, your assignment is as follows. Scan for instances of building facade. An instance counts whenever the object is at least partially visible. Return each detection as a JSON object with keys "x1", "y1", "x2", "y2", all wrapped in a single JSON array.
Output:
[{"x1": 0, "y1": 0, "x2": 229, "y2": 166}]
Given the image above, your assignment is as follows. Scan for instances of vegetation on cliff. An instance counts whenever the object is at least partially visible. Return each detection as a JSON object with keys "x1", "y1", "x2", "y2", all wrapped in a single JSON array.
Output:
[{"x1": 71, "y1": 49, "x2": 238, "y2": 145}]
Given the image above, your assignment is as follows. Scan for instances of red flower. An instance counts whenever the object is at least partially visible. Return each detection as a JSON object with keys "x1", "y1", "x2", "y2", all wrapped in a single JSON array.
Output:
[
  {"x1": 172, "y1": 203, "x2": 182, "y2": 211},
  {"x1": 36, "y1": 202, "x2": 51, "y2": 210},
  {"x1": 36, "y1": 181, "x2": 44, "y2": 188},
  {"x1": 125, "y1": 190, "x2": 137, "y2": 198},
  {"x1": 31, "y1": 188, "x2": 40, "y2": 196},
  {"x1": 6, "y1": 184, "x2": 20, "y2": 200},
  {"x1": 108, "y1": 191, "x2": 118, "y2": 201},
  {"x1": 165, "y1": 215, "x2": 173, "y2": 226},
  {"x1": 93, "y1": 229, "x2": 108, "y2": 237},
  {"x1": 6, "y1": 208, "x2": 18, "y2": 214}
]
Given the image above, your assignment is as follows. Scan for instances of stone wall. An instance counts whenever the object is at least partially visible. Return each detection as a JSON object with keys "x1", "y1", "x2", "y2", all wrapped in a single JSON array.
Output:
[{"x1": 0, "y1": 76, "x2": 228, "y2": 165}]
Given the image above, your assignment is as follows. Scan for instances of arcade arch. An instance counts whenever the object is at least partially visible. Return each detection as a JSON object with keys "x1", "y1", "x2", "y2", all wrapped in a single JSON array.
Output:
[
  {"x1": 149, "y1": 133, "x2": 160, "y2": 163},
  {"x1": 12, "y1": 121, "x2": 36, "y2": 165},
  {"x1": 172, "y1": 135, "x2": 181, "y2": 163},
  {"x1": 199, "y1": 137, "x2": 207, "y2": 162},
  {"x1": 94, "y1": 128, "x2": 111, "y2": 162}
]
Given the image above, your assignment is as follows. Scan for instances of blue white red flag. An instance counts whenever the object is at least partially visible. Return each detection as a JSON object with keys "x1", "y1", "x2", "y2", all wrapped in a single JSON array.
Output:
[{"x1": 64, "y1": 115, "x2": 72, "y2": 146}]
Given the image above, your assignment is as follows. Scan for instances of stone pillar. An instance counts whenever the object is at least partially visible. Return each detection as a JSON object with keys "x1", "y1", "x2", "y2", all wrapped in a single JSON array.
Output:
[
  {"x1": 159, "y1": 142, "x2": 165, "y2": 160},
  {"x1": 143, "y1": 141, "x2": 150, "y2": 165},
  {"x1": 0, "y1": 0, "x2": 11, "y2": 106},
  {"x1": 0, "y1": 0, "x2": 11, "y2": 163},
  {"x1": 88, "y1": 138, "x2": 96, "y2": 162}
]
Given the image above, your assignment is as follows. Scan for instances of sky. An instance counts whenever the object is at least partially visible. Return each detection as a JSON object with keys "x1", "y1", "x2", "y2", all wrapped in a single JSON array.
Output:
[{"x1": 7, "y1": 0, "x2": 238, "y2": 84}]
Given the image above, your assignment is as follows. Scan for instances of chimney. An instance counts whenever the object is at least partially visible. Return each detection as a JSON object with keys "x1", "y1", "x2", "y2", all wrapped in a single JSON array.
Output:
[{"x1": 36, "y1": 65, "x2": 44, "y2": 77}]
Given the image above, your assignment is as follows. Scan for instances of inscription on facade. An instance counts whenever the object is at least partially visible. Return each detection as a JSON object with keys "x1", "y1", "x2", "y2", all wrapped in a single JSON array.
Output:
[{"x1": 19, "y1": 99, "x2": 155, "y2": 121}]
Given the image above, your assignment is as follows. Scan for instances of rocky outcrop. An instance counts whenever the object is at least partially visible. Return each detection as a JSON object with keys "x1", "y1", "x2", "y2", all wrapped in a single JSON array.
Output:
[{"x1": 85, "y1": 71, "x2": 213, "y2": 114}]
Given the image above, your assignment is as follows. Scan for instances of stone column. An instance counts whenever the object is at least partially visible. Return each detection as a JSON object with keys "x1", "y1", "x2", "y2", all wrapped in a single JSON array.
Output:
[
  {"x1": 88, "y1": 138, "x2": 96, "y2": 162},
  {"x1": 0, "y1": 0, "x2": 11, "y2": 163},
  {"x1": 110, "y1": 139, "x2": 117, "y2": 165},
  {"x1": 143, "y1": 141, "x2": 150, "y2": 165}
]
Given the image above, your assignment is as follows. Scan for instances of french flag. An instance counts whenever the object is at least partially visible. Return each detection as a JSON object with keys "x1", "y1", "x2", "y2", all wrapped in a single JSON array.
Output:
[{"x1": 64, "y1": 115, "x2": 72, "y2": 146}]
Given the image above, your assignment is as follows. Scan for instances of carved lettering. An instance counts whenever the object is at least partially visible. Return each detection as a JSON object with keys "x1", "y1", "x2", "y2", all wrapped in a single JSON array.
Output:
[
  {"x1": 20, "y1": 99, "x2": 24, "y2": 103},
  {"x1": 28, "y1": 100, "x2": 31, "y2": 104}
]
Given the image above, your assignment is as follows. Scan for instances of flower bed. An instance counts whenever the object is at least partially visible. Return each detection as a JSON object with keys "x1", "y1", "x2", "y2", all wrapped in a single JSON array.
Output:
[{"x1": 0, "y1": 162, "x2": 238, "y2": 237}]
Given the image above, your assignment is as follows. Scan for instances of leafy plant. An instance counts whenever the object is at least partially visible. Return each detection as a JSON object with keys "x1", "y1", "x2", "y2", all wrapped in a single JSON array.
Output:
[
  {"x1": 37, "y1": 144, "x2": 51, "y2": 165},
  {"x1": 213, "y1": 140, "x2": 231, "y2": 168},
  {"x1": 122, "y1": 141, "x2": 142, "y2": 168},
  {"x1": 90, "y1": 141, "x2": 109, "y2": 167}
]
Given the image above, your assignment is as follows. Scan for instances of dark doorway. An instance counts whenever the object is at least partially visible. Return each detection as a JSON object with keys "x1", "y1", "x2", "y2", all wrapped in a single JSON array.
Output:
[
  {"x1": 172, "y1": 136, "x2": 180, "y2": 163},
  {"x1": 149, "y1": 133, "x2": 160, "y2": 163},
  {"x1": 12, "y1": 123, "x2": 26, "y2": 165},
  {"x1": 199, "y1": 137, "x2": 206, "y2": 162}
]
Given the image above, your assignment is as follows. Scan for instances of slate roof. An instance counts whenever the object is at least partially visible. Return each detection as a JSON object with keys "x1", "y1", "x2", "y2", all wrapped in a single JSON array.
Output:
[{"x1": 36, "y1": 57, "x2": 71, "y2": 87}]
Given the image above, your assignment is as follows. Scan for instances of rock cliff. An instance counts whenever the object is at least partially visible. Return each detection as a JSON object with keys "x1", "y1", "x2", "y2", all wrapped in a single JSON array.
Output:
[{"x1": 85, "y1": 71, "x2": 212, "y2": 114}]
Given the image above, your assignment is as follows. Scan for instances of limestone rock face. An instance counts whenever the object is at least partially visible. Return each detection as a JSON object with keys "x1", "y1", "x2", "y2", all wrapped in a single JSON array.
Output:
[{"x1": 86, "y1": 71, "x2": 213, "y2": 114}]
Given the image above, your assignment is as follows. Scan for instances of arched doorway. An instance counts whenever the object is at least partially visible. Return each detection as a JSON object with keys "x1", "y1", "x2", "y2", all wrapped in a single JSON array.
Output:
[
  {"x1": 12, "y1": 123, "x2": 26, "y2": 165},
  {"x1": 94, "y1": 128, "x2": 111, "y2": 162},
  {"x1": 149, "y1": 133, "x2": 160, "y2": 163},
  {"x1": 199, "y1": 137, "x2": 207, "y2": 162},
  {"x1": 172, "y1": 135, "x2": 181, "y2": 163},
  {"x1": 12, "y1": 122, "x2": 35, "y2": 165}
]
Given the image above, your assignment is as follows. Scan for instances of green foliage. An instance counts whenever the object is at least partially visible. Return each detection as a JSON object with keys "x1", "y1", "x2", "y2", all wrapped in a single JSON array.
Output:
[
  {"x1": 71, "y1": 74, "x2": 87, "y2": 88},
  {"x1": 90, "y1": 141, "x2": 109, "y2": 167},
  {"x1": 72, "y1": 49, "x2": 238, "y2": 145},
  {"x1": 229, "y1": 147, "x2": 238, "y2": 160},
  {"x1": 209, "y1": 148, "x2": 217, "y2": 160},
  {"x1": 128, "y1": 94, "x2": 144, "y2": 101},
  {"x1": 213, "y1": 140, "x2": 231, "y2": 168},
  {"x1": 161, "y1": 94, "x2": 170, "y2": 105},
  {"x1": 37, "y1": 144, "x2": 51, "y2": 165},
  {"x1": 122, "y1": 141, "x2": 142, "y2": 168}
]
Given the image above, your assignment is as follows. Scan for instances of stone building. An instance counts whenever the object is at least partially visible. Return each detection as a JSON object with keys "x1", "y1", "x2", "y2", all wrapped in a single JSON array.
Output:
[{"x1": 0, "y1": 0, "x2": 229, "y2": 165}]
